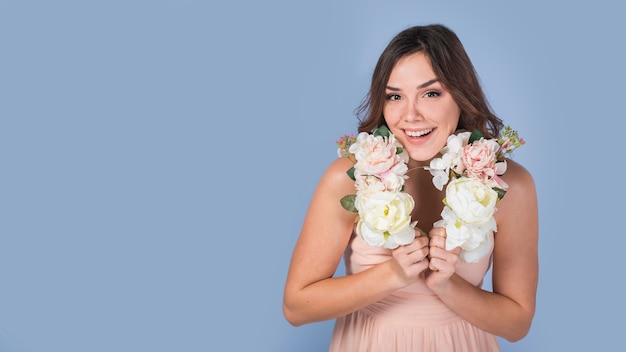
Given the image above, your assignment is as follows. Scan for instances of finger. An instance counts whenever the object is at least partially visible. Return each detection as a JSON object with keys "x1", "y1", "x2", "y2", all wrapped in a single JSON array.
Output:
[
  {"x1": 429, "y1": 235, "x2": 446, "y2": 249},
  {"x1": 429, "y1": 256, "x2": 456, "y2": 272},
  {"x1": 429, "y1": 257, "x2": 441, "y2": 271},
  {"x1": 405, "y1": 249, "x2": 428, "y2": 265},
  {"x1": 416, "y1": 260, "x2": 430, "y2": 272},
  {"x1": 431, "y1": 245, "x2": 460, "y2": 260},
  {"x1": 428, "y1": 246, "x2": 445, "y2": 259},
  {"x1": 406, "y1": 241, "x2": 429, "y2": 259},
  {"x1": 415, "y1": 235, "x2": 430, "y2": 249},
  {"x1": 415, "y1": 227, "x2": 427, "y2": 237},
  {"x1": 393, "y1": 239, "x2": 424, "y2": 256},
  {"x1": 392, "y1": 244, "x2": 411, "y2": 257},
  {"x1": 428, "y1": 227, "x2": 446, "y2": 239}
]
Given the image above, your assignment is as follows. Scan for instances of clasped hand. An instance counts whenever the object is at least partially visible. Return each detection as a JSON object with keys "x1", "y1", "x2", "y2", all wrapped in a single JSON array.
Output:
[{"x1": 390, "y1": 227, "x2": 461, "y2": 290}]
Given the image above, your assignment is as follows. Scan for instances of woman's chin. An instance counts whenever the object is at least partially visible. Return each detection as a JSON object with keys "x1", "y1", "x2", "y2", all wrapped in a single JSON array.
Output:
[{"x1": 407, "y1": 152, "x2": 436, "y2": 167}]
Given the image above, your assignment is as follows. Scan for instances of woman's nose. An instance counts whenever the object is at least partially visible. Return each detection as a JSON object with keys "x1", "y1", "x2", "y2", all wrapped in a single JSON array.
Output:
[{"x1": 404, "y1": 99, "x2": 422, "y2": 121}]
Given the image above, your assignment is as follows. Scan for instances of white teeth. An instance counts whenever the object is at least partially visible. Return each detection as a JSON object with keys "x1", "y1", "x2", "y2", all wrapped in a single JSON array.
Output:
[{"x1": 406, "y1": 129, "x2": 433, "y2": 137}]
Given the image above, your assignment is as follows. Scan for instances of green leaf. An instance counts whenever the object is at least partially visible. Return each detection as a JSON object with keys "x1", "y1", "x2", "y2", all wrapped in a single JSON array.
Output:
[
  {"x1": 340, "y1": 194, "x2": 358, "y2": 213},
  {"x1": 469, "y1": 129, "x2": 484, "y2": 143},
  {"x1": 493, "y1": 187, "x2": 507, "y2": 200},
  {"x1": 396, "y1": 146, "x2": 404, "y2": 154},
  {"x1": 346, "y1": 166, "x2": 356, "y2": 181},
  {"x1": 374, "y1": 125, "x2": 390, "y2": 138}
]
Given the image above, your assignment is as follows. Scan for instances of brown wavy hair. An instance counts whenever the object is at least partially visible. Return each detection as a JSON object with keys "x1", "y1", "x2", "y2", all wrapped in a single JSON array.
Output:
[{"x1": 356, "y1": 24, "x2": 503, "y2": 139}]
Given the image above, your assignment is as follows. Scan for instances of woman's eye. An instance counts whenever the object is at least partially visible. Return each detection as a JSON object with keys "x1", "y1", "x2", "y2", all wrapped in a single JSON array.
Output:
[
  {"x1": 386, "y1": 94, "x2": 402, "y2": 101},
  {"x1": 424, "y1": 90, "x2": 441, "y2": 98}
]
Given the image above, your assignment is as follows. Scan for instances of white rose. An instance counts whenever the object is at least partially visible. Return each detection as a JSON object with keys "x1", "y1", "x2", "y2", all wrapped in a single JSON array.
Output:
[
  {"x1": 355, "y1": 191, "x2": 416, "y2": 249},
  {"x1": 426, "y1": 132, "x2": 471, "y2": 190},
  {"x1": 459, "y1": 234, "x2": 494, "y2": 263},
  {"x1": 428, "y1": 156, "x2": 452, "y2": 191},
  {"x1": 444, "y1": 131, "x2": 471, "y2": 155},
  {"x1": 437, "y1": 177, "x2": 498, "y2": 263},
  {"x1": 445, "y1": 177, "x2": 498, "y2": 225},
  {"x1": 435, "y1": 214, "x2": 494, "y2": 264},
  {"x1": 446, "y1": 132, "x2": 470, "y2": 174},
  {"x1": 437, "y1": 207, "x2": 496, "y2": 248}
]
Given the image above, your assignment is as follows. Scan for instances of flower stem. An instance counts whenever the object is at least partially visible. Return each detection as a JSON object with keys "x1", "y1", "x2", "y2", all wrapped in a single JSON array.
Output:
[{"x1": 406, "y1": 166, "x2": 428, "y2": 174}]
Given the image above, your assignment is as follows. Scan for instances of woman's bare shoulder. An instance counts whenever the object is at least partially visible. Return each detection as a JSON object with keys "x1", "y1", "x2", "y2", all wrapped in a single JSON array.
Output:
[
  {"x1": 302, "y1": 157, "x2": 359, "y2": 232},
  {"x1": 501, "y1": 159, "x2": 535, "y2": 188},
  {"x1": 318, "y1": 157, "x2": 357, "y2": 192},
  {"x1": 496, "y1": 158, "x2": 537, "y2": 219}
]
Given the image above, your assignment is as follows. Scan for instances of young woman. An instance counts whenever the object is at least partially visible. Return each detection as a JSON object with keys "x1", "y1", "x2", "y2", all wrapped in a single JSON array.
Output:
[{"x1": 283, "y1": 24, "x2": 538, "y2": 351}]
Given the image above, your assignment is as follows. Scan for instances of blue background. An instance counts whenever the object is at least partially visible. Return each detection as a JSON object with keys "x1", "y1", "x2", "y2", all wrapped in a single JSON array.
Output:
[{"x1": 1, "y1": 0, "x2": 624, "y2": 351}]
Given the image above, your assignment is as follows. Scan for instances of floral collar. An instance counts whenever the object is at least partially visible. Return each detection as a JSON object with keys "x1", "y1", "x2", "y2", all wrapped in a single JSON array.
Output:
[{"x1": 336, "y1": 125, "x2": 524, "y2": 263}]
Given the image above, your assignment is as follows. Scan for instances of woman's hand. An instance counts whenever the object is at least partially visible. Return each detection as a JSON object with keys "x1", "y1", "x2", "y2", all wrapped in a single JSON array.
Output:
[
  {"x1": 425, "y1": 227, "x2": 461, "y2": 290},
  {"x1": 388, "y1": 229, "x2": 430, "y2": 287}
]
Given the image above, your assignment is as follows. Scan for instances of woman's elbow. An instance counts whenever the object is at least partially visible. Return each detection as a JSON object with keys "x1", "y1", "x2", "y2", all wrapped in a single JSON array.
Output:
[
  {"x1": 283, "y1": 301, "x2": 306, "y2": 327},
  {"x1": 283, "y1": 291, "x2": 308, "y2": 327},
  {"x1": 502, "y1": 317, "x2": 533, "y2": 342},
  {"x1": 504, "y1": 329, "x2": 529, "y2": 343}
]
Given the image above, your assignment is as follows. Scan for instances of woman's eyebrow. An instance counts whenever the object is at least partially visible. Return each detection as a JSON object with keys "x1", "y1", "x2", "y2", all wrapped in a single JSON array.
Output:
[
  {"x1": 386, "y1": 79, "x2": 439, "y2": 91},
  {"x1": 418, "y1": 79, "x2": 439, "y2": 88}
]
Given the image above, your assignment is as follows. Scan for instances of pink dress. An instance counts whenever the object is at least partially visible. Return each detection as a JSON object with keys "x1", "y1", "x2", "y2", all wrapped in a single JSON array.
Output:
[{"x1": 329, "y1": 233, "x2": 500, "y2": 352}]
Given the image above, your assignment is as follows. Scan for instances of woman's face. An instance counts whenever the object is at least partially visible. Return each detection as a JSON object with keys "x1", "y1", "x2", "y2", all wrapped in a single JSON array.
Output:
[{"x1": 383, "y1": 51, "x2": 460, "y2": 165}]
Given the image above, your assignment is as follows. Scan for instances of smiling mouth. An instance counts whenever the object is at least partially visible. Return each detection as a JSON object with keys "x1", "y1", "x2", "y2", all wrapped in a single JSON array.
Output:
[{"x1": 405, "y1": 128, "x2": 434, "y2": 138}]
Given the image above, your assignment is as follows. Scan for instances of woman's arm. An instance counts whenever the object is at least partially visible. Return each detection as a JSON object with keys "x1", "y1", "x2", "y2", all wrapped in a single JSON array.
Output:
[
  {"x1": 282, "y1": 157, "x2": 429, "y2": 326},
  {"x1": 427, "y1": 160, "x2": 539, "y2": 341}
]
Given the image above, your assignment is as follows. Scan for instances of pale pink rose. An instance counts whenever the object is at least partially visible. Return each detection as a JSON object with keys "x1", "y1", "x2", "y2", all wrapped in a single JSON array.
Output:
[
  {"x1": 483, "y1": 162, "x2": 508, "y2": 190},
  {"x1": 349, "y1": 132, "x2": 398, "y2": 176},
  {"x1": 378, "y1": 168, "x2": 407, "y2": 192},
  {"x1": 460, "y1": 139, "x2": 500, "y2": 182},
  {"x1": 354, "y1": 173, "x2": 386, "y2": 193}
]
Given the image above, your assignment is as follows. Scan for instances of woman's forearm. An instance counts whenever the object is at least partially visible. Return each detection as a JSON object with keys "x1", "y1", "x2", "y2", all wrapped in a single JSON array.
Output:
[
  {"x1": 283, "y1": 260, "x2": 411, "y2": 326},
  {"x1": 431, "y1": 274, "x2": 534, "y2": 341}
]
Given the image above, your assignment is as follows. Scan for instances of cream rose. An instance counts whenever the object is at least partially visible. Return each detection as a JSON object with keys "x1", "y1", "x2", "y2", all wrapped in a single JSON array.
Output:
[
  {"x1": 438, "y1": 177, "x2": 498, "y2": 263},
  {"x1": 445, "y1": 177, "x2": 498, "y2": 225},
  {"x1": 355, "y1": 190, "x2": 416, "y2": 249},
  {"x1": 437, "y1": 207, "x2": 496, "y2": 247}
]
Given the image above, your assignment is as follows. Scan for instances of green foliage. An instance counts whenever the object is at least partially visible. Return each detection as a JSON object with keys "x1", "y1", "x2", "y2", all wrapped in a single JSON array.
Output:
[
  {"x1": 469, "y1": 129, "x2": 484, "y2": 144},
  {"x1": 340, "y1": 194, "x2": 358, "y2": 213},
  {"x1": 494, "y1": 187, "x2": 507, "y2": 200},
  {"x1": 373, "y1": 125, "x2": 390, "y2": 138},
  {"x1": 346, "y1": 166, "x2": 356, "y2": 181}
]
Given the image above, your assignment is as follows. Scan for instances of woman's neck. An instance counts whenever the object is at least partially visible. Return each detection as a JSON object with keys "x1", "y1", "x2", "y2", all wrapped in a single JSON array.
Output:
[
  {"x1": 404, "y1": 163, "x2": 446, "y2": 233},
  {"x1": 406, "y1": 158, "x2": 431, "y2": 177}
]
